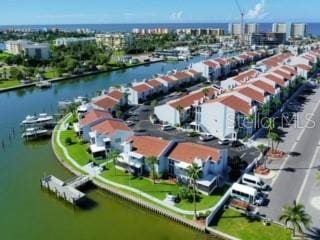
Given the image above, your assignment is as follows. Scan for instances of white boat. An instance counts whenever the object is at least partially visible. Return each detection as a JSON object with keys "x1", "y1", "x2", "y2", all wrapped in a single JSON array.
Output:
[
  {"x1": 21, "y1": 113, "x2": 53, "y2": 126},
  {"x1": 22, "y1": 127, "x2": 50, "y2": 139},
  {"x1": 73, "y1": 96, "x2": 88, "y2": 105},
  {"x1": 36, "y1": 81, "x2": 52, "y2": 88},
  {"x1": 21, "y1": 115, "x2": 38, "y2": 125},
  {"x1": 37, "y1": 113, "x2": 53, "y2": 123}
]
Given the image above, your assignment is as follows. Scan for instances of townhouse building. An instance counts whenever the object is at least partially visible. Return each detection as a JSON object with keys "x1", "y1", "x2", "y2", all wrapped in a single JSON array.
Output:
[{"x1": 119, "y1": 136, "x2": 228, "y2": 195}]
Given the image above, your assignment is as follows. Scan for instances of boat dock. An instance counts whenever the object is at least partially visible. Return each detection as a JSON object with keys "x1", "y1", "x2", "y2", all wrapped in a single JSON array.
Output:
[{"x1": 41, "y1": 175, "x2": 90, "y2": 205}]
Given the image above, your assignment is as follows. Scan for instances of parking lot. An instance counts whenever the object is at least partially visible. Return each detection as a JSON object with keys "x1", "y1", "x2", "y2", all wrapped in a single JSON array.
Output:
[{"x1": 125, "y1": 103, "x2": 260, "y2": 173}]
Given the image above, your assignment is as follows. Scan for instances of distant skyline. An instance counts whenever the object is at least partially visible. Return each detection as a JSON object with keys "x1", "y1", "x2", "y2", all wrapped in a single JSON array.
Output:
[{"x1": 1, "y1": 0, "x2": 320, "y2": 25}]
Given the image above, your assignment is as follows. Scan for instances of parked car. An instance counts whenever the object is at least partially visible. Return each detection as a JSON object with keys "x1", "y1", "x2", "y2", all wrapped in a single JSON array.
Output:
[
  {"x1": 125, "y1": 121, "x2": 135, "y2": 126},
  {"x1": 134, "y1": 128, "x2": 146, "y2": 133},
  {"x1": 199, "y1": 134, "x2": 215, "y2": 142},
  {"x1": 230, "y1": 140, "x2": 242, "y2": 147},
  {"x1": 218, "y1": 139, "x2": 230, "y2": 145},
  {"x1": 161, "y1": 124, "x2": 175, "y2": 131}
]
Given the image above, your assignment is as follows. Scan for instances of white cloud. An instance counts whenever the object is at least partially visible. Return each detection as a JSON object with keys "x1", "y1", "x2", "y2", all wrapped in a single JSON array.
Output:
[
  {"x1": 245, "y1": 0, "x2": 268, "y2": 20},
  {"x1": 170, "y1": 11, "x2": 183, "y2": 21}
]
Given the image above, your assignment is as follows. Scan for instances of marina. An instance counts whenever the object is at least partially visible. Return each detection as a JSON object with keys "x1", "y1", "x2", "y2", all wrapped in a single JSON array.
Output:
[{"x1": 0, "y1": 56, "x2": 210, "y2": 240}]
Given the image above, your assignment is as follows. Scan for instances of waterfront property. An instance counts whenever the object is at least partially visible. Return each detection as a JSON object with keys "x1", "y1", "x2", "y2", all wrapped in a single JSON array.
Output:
[
  {"x1": 152, "y1": 49, "x2": 317, "y2": 141},
  {"x1": 5, "y1": 39, "x2": 50, "y2": 60},
  {"x1": 118, "y1": 135, "x2": 228, "y2": 195},
  {"x1": 88, "y1": 118, "x2": 134, "y2": 157},
  {"x1": 154, "y1": 85, "x2": 220, "y2": 127}
]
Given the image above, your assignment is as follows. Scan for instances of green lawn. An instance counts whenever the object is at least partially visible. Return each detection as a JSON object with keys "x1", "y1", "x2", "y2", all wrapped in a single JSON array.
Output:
[
  {"x1": 44, "y1": 69, "x2": 60, "y2": 79},
  {"x1": 101, "y1": 165, "x2": 227, "y2": 211},
  {"x1": 0, "y1": 52, "x2": 12, "y2": 61},
  {"x1": 59, "y1": 129, "x2": 95, "y2": 166},
  {"x1": 0, "y1": 79, "x2": 21, "y2": 89},
  {"x1": 212, "y1": 209, "x2": 291, "y2": 240},
  {"x1": 176, "y1": 186, "x2": 229, "y2": 211}
]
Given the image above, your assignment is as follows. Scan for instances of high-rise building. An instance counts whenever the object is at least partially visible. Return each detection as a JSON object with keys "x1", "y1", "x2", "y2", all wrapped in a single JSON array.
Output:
[
  {"x1": 228, "y1": 23, "x2": 242, "y2": 36},
  {"x1": 246, "y1": 23, "x2": 259, "y2": 34},
  {"x1": 290, "y1": 23, "x2": 307, "y2": 38},
  {"x1": 5, "y1": 40, "x2": 50, "y2": 60},
  {"x1": 272, "y1": 23, "x2": 287, "y2": 33}
]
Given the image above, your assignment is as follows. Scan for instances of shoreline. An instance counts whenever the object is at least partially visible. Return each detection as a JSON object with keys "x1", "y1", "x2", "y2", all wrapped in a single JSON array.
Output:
[
  {"x1": 51, "y1": 114, "x2": 236, "y2": 240},
  {"x1": 0, "y1": 59, "x2": 163, "y2": 93}
]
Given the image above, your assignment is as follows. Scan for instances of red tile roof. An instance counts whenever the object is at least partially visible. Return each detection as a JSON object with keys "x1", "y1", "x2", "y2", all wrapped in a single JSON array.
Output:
[
  {"x1": 80, "y1": 109, "x2": 111, "y2": 126},
  {"x1": 264, "y1": 74, "x2": 286, "y2": 87},
  {"x1": 108, "y1": 90, "x2": 124, "y2": 101},
  {"x1": 215, "y1": 58, "x2": 229, "y2": 65},
  {"x1": 296, "y1": 64, "x2": 312, "y2": 71},
  {"x1": 281, "y1": 65, "x2": 297, "y2": 75},
  {"x1": 93, "y1": 96, "x2": 119, "y2": 110},
  {"x1": 172, "y1": 71, "x2": 191, "y2": 80},
  {"x1": 147, "y1": 79, "x2": 163, "y2": 88},
  {"x1": 233, "y1": 69, "x2": 259, "y2": 83},
  {"x1": 188, "y1": 69, "x2": 200, "y2": 75},
  {"x1": 160, "y1": 76, "x2": 175, "y2": 83},
  {"x1": 237, "y1": 86, "x2": 265, "y2": 103},
  {"x1": 252, "y1": 80, "x2": 276, "y2": 94},
  {"x1": 132, "y1": 83, "x2": 153, "y2": 93},
  {"x1": 131, "y1": 136, "x2": 170, "y2": 158},
  {"x1": 263, "y1": 53, "x2": 293, "y2": 68},
  {"x1": 219, "y1": 95, "x2": 252, "y2": 115},
  {"x1": 168, "y1": 142, "x2": 220, "y2": 164},
  {"x1": 92, "y1": 119, "x2": 131, "y2": 135},
  {"x1": 273, "y1": 69, "x2": 292, "y2": 80},
  {"x1": 169, "y1": 87, "x2": 217, "y2": 109},
  {"x1": 203, "y1": 60, "x2": 220, "y2": 68}
]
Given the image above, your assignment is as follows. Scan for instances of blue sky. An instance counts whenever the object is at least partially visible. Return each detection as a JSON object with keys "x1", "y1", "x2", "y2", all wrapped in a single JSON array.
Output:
[{"x1": 0, "y1": 0, "x2": 319, "y2": 25}]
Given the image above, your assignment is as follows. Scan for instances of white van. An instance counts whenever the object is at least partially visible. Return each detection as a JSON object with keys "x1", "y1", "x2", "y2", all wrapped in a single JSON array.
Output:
[
  {"x1": 231, "y1": 183, "x2": 257, "y2": 204},
  {"x1": 242, "y1": 173, "x2": 268, "y2": 190}
]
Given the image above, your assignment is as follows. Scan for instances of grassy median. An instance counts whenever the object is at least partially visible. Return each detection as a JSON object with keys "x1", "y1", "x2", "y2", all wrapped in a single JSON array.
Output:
[{"x1": 212, "y1": 209, "x2": 291, "y2": 240}]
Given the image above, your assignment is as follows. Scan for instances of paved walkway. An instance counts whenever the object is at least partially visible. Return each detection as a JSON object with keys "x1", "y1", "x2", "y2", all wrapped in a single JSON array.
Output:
[{"x1": 55, "y1": 114, "x2": 220, "y2": 216}]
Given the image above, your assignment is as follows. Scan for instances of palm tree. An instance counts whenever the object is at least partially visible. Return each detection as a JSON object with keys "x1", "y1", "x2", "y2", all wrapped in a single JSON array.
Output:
[
  {"x1": 146, "y1": 156, "x2": 158, "y2": 184},
  {"x1": 316, "y1": 173, "x2": 320, "y2": 186},
  {"x1": 175, "y1": 105, "x2": 184, "y2": 126},
  {"x1": 202, "y1": 87, "x2": 209, "y2": 97},
  {"x1": 108, "y1": 150, "x2": 122, "y2": 176},
  {"x1": 279, "y1": 201, "x2": 312, "y2": 237},
  {"x1": 265, "y1": 117, "x2": 276, "y2": 150},
  {"x1": 187, "y1": 163, "x2": 202, "y2": 219},
  {"x1": 268, "y1": 131, "x2": 281, "y2": 153},
  {"x1": 257, "y1": 144, "x2": 267, "y2": 168}
]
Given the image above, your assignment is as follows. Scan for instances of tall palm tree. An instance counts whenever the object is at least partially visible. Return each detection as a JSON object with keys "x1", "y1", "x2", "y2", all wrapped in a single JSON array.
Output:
[
  {"x1": 268, "y1": 131, "x2": 281, "y2": 153},
  {"x1": 108, "y1": 150, "x2": 122, "y2": 176},
  {"x1": 265, "y1": 117, "x2": 276, "y2": 150},
  {"x1": 187, "y1": 163, "x2": 202, "y2": 219},
  {"x1": 175, "y1": 105, "x2": 184, "y2": 126},
  {"x1": 279, "y1": 201, "x2": 312, "y2": 237},
  {"x1": 145, "y1": 156, "x2": 158, "y2": 184},
  {"x1": 316, "y1": 173, "x2": 320, "y2": 186}
]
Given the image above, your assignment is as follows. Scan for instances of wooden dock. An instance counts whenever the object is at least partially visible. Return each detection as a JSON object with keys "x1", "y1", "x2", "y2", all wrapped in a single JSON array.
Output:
[{"x1": 41, "y1": 175, "x2": 90, "y2": 205}]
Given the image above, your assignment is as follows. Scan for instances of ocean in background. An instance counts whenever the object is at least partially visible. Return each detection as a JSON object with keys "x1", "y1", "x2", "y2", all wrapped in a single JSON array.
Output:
[{"x1": 0, "y1": 22, "x2": 320, "y2": 36}]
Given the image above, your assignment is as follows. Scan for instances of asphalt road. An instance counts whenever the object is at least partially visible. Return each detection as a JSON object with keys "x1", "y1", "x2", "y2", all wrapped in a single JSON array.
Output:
[{"x1": 259, "y1": 83, "x2": 320, "y2": 238}]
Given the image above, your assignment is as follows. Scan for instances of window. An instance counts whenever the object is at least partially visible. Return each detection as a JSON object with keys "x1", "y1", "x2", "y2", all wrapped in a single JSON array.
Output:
[{"x1": 115, "y1": 138, "x2": 121, "y2": 143}]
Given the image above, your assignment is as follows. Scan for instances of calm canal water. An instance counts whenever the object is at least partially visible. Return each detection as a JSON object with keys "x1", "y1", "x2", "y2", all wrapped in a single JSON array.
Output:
[{"x1": 0, "y1": 57, "x2": 217, "y2": 240}]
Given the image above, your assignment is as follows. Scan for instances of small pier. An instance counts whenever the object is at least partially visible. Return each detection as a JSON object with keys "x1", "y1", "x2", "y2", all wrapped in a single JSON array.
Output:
[{"x1": 41, "y1": 175, "x2": 91, "y2": 205}]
